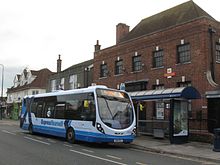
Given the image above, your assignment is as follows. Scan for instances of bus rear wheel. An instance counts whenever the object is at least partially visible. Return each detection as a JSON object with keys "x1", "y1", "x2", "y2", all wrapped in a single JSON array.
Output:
[{"x1": 66, "y1": 128, "x2": 75, "y2": 144}]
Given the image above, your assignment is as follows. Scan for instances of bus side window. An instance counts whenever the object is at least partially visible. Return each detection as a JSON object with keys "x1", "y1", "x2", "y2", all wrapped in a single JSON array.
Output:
[
  {"x1": 65, "y1": 101, "x2": 81, "y2": 120},
  {"x1": 36, "y1": 103, "x2": 43, "y2": 118},
  {"x1": 55, "y1": 103, "x2": 65, "y2": 119},
  {"x1": 81, "y1": 93, "x2": 96, "y2": 121},
  {"x1": 31, "y1": 102, "x2": 37, "y2": 116},
  {"x1": 44, "y1": 102, "x2": 55, "y2": 118}
]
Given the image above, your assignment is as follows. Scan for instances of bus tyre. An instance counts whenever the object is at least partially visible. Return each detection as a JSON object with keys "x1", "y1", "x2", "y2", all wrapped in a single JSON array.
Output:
[
  {"x1": 67, "y1": 128, "x2": 75, "y2": 144},
  {"x1": 28, "y1": 124, "x2": 34, "y2": 135}
]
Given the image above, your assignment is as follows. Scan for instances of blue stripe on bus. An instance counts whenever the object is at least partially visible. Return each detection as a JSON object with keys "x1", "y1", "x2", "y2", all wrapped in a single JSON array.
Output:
[
  {"x1": 22, "y1": 124, "x2": 135, "y2": 143},
  {"x1": 21, "y1": 123, "x2": 29, "y2": 130},
  {"x1": 74, "y1": 130, "x2": 134, "y2": 143}
]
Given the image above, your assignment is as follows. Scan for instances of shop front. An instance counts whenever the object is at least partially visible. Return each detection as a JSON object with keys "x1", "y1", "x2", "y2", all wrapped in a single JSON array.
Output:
[{"x1": 206, "y1": 90, "x2": 220, "y2": 133}]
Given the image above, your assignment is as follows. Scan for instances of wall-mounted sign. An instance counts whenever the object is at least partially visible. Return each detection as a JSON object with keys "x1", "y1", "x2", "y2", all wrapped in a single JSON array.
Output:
[{"x1": 164, "y1": 68, "x2": 176, "y2": 79}]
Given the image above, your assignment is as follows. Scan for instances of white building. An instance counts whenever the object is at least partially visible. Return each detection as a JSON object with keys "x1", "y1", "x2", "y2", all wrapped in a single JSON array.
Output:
[{"x1": 7, "y1": 68, "x2": 53, "y2": 104}]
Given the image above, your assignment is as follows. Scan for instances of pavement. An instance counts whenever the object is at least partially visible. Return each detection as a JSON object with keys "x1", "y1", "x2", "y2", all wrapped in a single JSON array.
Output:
[
  {"x1": 1, "y1": 119, "x2": 220, "y2": 163},
  {"x1": 132, "y1": 135, "x2": 220, "y2": 163}
]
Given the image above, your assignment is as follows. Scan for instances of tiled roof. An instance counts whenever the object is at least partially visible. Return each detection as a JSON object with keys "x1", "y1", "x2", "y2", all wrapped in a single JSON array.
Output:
[
  {"x1": 7, "y1": 68, "x2": 54, "y2": 93},
  {"x1": 120, "y1": 1, "x2": 215, "y2": 43},
  {"x1": 51, "y1": 59, "x2": 93, "y2": 75}
]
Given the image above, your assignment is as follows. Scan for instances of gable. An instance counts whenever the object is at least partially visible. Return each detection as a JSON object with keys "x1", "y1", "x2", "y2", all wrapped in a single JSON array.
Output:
[{"x1": 120, "y1": 1, "x2": 215, "y2": 43}]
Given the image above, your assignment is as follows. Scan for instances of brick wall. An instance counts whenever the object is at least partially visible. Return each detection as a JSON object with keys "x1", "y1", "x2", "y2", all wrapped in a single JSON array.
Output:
[{"x1": 93, "y1": 18, "x2": 220, "y2": 131}]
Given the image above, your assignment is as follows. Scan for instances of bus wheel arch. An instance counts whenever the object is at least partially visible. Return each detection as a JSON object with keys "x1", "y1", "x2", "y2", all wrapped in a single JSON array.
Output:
[{"x1": 66, "y1": 127, "x2": 76, "y2": 144}]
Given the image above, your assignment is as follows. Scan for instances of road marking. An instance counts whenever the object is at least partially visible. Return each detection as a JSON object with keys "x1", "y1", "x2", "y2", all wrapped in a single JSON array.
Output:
[
  {"x1": 46, "y1": 138, "x2": 56, "y2": 143},
  {"x1": 136, "y1": 162, "x2": 148, "y2": 165},
  {"x1": 64, "y1": 144, "x2": 73, "y2": 148},
  {"x1": 106, "y1": 155, "x2": 122, "y2": 160},
  {"x1": 36, "y1": 136, "x2": 43, "y2": 140},
  {"x1": 2, "y1": 130, "x2": 16, "y2": 135},
  {"x1": 24, "y1": 136, "x2": 51, "y2": 145},
  {"x1": 201, "y1": 162, "x2": 218, "y2": 165},
  {"x1": 129, "y1": 148, "x2": 217, "y2": 164},
  {"x1": 82, "y1": 149, "x2": 94, "y2": 153},
  {"x1": 70, "y1": 149, "x2": 127, "y2": 165}
]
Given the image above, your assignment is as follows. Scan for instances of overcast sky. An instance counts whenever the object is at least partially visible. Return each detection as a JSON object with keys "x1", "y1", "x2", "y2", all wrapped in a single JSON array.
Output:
[{"x1": 0, "y1": 0, "x2": 219, "y2": 96}]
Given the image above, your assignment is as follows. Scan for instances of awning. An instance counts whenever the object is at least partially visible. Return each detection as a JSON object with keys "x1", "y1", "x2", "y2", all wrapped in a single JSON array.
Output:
[
  {"x1": 206, "y1": 90, "x2": 220, "y2": 98},
  {"x1": 129, "y1": 86, "x2": 201, "y2": 101}
]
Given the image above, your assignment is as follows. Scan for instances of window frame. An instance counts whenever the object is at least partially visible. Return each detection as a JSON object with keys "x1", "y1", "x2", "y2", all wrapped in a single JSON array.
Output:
[
  {"x1": 216, "y1": 42, "x2": 220, "y2": 63},
  {"x1": 132, "y1": 55, "x2": 142, "y2": 72},
  {"x1": 115, "y1": 60, "x2": 123, "y2": 75},
  {"x1": 100, "y1": 63, "x2": 108, "y2": 78},
  {"x1": 69, "y1": 74, "x2": 77, "y2": 89},
  {"x1": 177, "y1": 43, "x2": 191, "y2": 64},
  {"x1": 152, "y1": 50, "x2": 164, "y2": 68}
]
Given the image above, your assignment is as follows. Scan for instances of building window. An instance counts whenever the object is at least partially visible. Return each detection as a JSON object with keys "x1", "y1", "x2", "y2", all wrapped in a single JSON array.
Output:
[
  {"x1": 216, "y1": 42, "x2": 220, "y2": 62},
  {"x1": 152, "y1": 84, "x2": 164, "y2": 90},
  {"x1": 69, "y1": 75, "x2": 77, "y2": 89},
  {"x1": 153, "y1": 50, "x2": 163, "y2": 68},
  {"x1": 115, "y1": 60, "x2": 123, "y2": 75},
  {"x1": 177, "y1": 81, "x2": 191, "y2": 87},
  {"x1": 32, "y1": 90, "x2": 39, "y2": 95},
  {"x1": 100, "y1": 63, "x2": 108, "y2": 78},
  {"x1": 125, "y1": 81, "x2": 147, "y2": 92},
  {"x1": 132, "y1": 55, "x2": 142, "y2": 72},
  {"x1": 177, "y1": 43, "x2": 190, "y2": 64},
  {"x1": 51, "y1": 79, "x2": 56, "y2": 91},
  {"x1": 59, "y1": 78, "x2": 65, "y2": 90}
]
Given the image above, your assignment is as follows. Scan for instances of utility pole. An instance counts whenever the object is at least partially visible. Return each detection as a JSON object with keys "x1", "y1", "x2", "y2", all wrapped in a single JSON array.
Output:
[
  {"x1": 0, "y1": 64, "x2": 4, "y2": 101},
  {"x1": 0, "y1": 64, "x2": 4, "y2": 120}
]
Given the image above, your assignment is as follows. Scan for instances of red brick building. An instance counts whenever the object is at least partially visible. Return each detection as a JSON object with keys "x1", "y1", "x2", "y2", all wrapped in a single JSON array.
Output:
[{"x1": 93, "y1": 1, "x2": 220, "y2": 139}]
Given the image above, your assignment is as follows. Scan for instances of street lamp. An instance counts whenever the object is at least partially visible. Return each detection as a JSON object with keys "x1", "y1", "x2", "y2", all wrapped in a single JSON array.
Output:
[{"x1": 0, "y1": 64, "x2": 4, "y2": 101}]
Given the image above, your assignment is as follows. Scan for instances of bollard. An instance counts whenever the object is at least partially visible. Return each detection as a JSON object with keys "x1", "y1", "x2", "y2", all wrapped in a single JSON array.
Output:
[{"x1": 213, "y1": 128, "x2": 220, "y2": 152}]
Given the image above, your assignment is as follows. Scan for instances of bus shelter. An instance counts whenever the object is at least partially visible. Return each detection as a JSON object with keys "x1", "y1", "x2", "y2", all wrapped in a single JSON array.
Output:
[{"x1": 130, "y1": 86, "x2": 201, "y2": 144}]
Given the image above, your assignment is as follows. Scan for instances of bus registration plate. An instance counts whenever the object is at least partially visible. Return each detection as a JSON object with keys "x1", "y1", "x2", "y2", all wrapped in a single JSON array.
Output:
[{"x1": 114, "y1": 139, "x2": 123, "y2": 142}]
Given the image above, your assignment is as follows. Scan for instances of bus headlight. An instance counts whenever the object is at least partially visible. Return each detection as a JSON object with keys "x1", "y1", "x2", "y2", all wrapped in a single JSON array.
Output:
[{"x1": 96, "y1": 123, "x2": 105, "y2": 134}]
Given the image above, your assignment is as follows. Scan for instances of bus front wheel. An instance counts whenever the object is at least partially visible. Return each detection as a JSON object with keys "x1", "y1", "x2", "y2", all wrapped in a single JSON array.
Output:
[{"x1": 66, "y1": 128, "x2": 75, "y2": 144}]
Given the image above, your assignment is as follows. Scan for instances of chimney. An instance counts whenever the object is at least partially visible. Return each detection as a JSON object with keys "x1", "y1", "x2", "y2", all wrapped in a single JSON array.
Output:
[
  {"x1": 116, "y1": 23, "x2": 129, "y2": 44},
  {"x1": 94, "y1": 40, "x2": 101, "y2": 52},
  {"x1": 57, "y1": 54, "x2": 62, "y2": 73}
]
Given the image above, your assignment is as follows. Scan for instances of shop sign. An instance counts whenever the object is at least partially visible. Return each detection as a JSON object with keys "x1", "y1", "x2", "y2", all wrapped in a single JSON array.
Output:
[{"x1": 164, "y1": 68, "x2": 176, "y2": 79}]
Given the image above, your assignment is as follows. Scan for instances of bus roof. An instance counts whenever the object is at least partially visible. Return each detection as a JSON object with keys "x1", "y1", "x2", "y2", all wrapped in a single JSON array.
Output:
[{"x1": 24, "y1": 85, "x2": 109, "y2": 99}]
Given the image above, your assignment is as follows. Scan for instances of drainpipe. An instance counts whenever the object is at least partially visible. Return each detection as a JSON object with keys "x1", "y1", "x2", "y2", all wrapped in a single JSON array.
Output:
[{"x1": 207, "y1": 26, "x2": 218, "y2": 87}]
